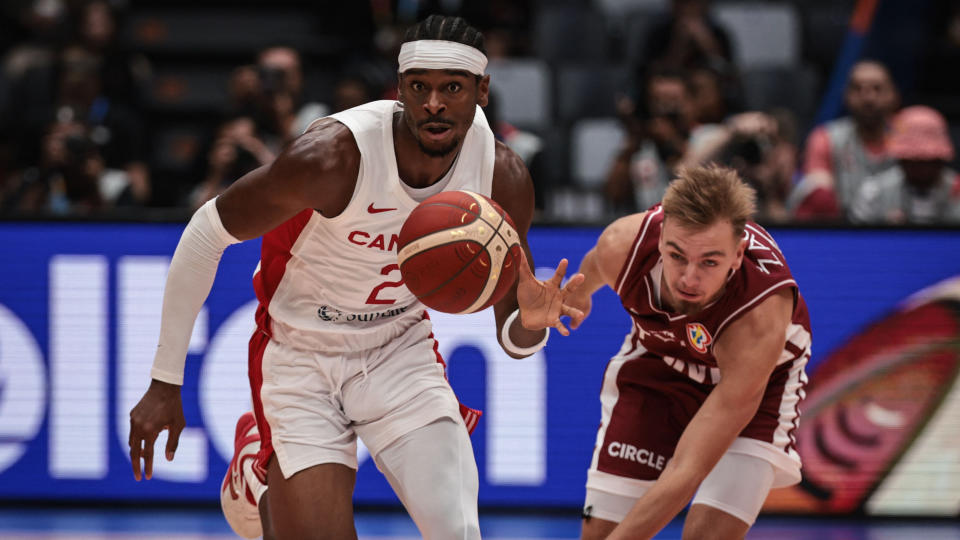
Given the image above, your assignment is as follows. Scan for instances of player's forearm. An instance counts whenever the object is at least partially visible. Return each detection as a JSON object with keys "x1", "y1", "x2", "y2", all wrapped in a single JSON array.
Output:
[
  {"x1": 151, "y1": 199, "x2": 240, "y2": 384},
  {"x1": 608, "y1": 462, "x2": 701, "y2": 540},
  {"x1": 575, "y1": 247, "x2": 609, "y2": 298}
]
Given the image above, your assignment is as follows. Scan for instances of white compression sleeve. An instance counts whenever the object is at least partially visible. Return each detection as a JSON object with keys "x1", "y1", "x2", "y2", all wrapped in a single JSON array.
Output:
[{"x1": 150, "y1": 198, "x2": 241, "y2": 385}]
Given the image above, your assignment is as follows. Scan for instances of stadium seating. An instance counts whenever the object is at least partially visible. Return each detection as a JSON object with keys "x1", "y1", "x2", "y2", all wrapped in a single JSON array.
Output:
[
  {"x1": 712, "y1": 2, "x2": 801, "y2": 68},
  {"x1": 533, "y1": 5, "x2": 609, "y2": 63},
  {"x1": 555, "y1": 64, "x2": 630, "y2": 122},
  {"x1": 570, "y1": 117, "x2": 624, "y2": 189},
  {"x1": 486, "y1": 59, "x2": 552, "y2": 132}
]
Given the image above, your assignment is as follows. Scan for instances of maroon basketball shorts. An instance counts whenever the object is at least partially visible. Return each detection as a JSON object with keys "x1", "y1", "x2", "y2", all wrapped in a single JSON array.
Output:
[{"x1": 585, "y1": 350, "x2": 805, "y2": 515}]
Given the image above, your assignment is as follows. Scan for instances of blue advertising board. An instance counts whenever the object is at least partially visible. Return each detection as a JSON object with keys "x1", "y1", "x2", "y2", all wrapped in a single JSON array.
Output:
[{"x1": 0, "y1": 223, "x2": 957, "y2": 512}]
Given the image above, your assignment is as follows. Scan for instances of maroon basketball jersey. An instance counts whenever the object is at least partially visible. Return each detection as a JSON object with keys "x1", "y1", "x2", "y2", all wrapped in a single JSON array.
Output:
[{"x1": 614, "y1": 205, "x2": 812, "y2": 384}]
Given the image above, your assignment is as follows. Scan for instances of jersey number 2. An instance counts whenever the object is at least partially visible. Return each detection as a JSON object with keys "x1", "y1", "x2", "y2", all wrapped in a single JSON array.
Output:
[{"x1": 366, "y1": 264, "x2": 404, "y2": 305}]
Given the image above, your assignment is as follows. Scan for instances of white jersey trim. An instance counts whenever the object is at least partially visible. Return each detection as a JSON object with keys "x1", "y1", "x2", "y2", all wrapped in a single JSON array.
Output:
[{"x1": 714, "y1": 279, "x2": 797, "y2": 339}]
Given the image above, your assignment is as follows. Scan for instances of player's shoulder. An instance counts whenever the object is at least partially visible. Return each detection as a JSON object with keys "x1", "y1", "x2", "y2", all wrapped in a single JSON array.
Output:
[
  {"x1": 278, "y1": 118, "x2": 360, "y2": 176},
  {"x1": 490, "y1": 140, "x2": 533, "y2": 211},
  {"x1": 597, "y1": 211, "x2": 649, "y2": 267},
  {"x1": 264, "y1": 118, "x2": 360, "y2": 216},
  {"x1": 492, "y1": 139, "x2": 528, "y2": 183},
  {"x1": 601, "y1": 212, "x2": 648, "y2": 245}
]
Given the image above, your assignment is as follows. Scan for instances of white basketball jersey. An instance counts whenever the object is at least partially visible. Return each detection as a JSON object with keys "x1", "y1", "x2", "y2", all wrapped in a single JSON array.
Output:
[{"x1": 252, "y1": 100, "x2": 496, "y2": 352}]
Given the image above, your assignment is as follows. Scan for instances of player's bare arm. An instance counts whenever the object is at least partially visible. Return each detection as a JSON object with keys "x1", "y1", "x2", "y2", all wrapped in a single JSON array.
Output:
[
  {"x1": 217, "y1": 119, "x2": 361, "y2": 239},
  {"x1": 607, "y1": 288, "x2": 794, "y2": 539},
  {"x1": 489, "y1": 143, "x2": 583, "y2": 357},
  {"x1": 568, "y1": 212, "x2": 648, "y2": 329},
  {"x1": 129, "y1": 120, "x2": 362, "y2": 481}
]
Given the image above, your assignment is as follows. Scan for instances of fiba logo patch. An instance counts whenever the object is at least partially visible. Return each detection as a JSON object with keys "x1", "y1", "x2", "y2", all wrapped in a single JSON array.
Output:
[{"x1": 686, "y1": 323, "x2": 712, "y2": 353}]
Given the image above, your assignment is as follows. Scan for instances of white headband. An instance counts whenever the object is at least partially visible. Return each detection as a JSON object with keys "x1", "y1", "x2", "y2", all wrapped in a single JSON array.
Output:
[{"x1": 398, "y1": 40, "x2": 488, "y2": 76}]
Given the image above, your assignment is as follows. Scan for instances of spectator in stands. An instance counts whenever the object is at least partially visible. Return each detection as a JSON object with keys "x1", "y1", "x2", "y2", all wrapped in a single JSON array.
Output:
[
  {"x1": 850, "y1": 106, "x2": 960, "y2": 224},
  {"x1": 790, "y1": 60, "x2": 900, "y2": 220},
  {"x1": 72, "y1": 0, "x2": 151, "y2": 108},
  {"x1": 1, "y1": 118, "x2": 135, "y2": 215},
  {"x1": 688, "y1": 59, "x2": 743, "y2": 126},
  {"x1": 188, "y1": 116, "x2": 276, "y2": 210},
  {"x1": 605, "y1": 65, "x2": 737, "y2": 212},
  {"x1": 329, "y1": 74, "x2": 373, "y2": 114},
  {"x1": 458, "y1": 0, "x2": 534, "y2": 58},
  {"x1": 635, "y1": 0, "x2": 734, "y2": 73},
  {"x1": 681, "y1": 60, "x2": 742, "y2": 162},
  {"x1": 255, "y1": 46, "x2": 325, "y2": 140},
  {"x1": 684, "y1": 110, "x2": 798, "y2": 222},
  {"x1": 2, "y1": 0, "x2": 68, "y2": 193},
  {"x1": 228, "y1": 46, "x2": 325, "y2": 147},
  {"x1": 1, "y1": 0, "x2": 66, "y2": 82},
  {"x1": 606, "y1": 67, "x2": 694, "y2": 213},
  {"x1": 4, "y1": 42, "x2": 149, "y2": 206}
]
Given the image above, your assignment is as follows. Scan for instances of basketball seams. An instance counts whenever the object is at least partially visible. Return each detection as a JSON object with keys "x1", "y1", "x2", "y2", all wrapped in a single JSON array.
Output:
[
  {"x1": 400, "y1": 210, "x2": 499, "y2": 308},
  {"x1": 417, "y1": 201, "x2": 509, "y2": 230},
  {"x1": 458, "y1": 197, "x2": 514, "y2": 313},
  {"x1": 397, "y1": 231, "x2": 486, "y2": 265},
  {"x1": 397, "y1": 190, "x2": 521, "y2": 313}
]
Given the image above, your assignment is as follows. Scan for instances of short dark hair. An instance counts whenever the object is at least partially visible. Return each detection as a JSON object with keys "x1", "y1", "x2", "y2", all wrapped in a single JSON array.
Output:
[{"x1": 402, "y1": 15, "x2": 486, "y2": 56}]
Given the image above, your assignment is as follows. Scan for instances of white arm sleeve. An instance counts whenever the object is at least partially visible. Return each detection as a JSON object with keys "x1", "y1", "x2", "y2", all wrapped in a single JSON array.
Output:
[{"x1": 150, "y1": 198, "x2": 241, "y2": 385}]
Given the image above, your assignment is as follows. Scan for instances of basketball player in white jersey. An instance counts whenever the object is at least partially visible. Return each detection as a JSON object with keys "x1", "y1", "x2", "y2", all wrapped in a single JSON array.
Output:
[{"x1": 127, "y1": 15, "x2": 584, "y2": 540}]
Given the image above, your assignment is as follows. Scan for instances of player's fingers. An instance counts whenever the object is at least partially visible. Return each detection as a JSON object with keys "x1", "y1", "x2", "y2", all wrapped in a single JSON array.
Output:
[
  {"x1": 561, "y1": 272, "x2": 586, "y2": 294},
  {"x1": 129, "y1": 437, "x2": 142, "y2": 481},
  {"x1": 563, "y1": 305, "x2": 585, "y2": 322},
  {"x1": 570, "y1": 315, "x2": 584, "y2": 330},
  {"x1": 570, "y1": 308, "x2": 587, "y2": 330},
  {"x1": 553, "y1": 320, "x2": 570, "y2": 337},
  {"x1": 165, "y1": 421, "x2": 184, "y2": 461},
  {"x1": 142, "y1": 433, "x2": 157, "y2": 480},
  {"x1": 548, "y1": 259, "x2": 569, "y2": 285}
]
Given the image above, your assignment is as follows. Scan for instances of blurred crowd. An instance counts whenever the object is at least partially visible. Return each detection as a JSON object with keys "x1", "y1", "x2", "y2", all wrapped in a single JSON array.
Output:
[{"x1": 1, "y1": 0, "x2": 959, "y2": 225}]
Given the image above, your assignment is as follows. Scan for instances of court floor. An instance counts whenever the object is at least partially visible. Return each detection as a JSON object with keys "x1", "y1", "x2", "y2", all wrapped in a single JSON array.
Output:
[{"x1": 1, "y1": 507, "x2": 959, "y2": 539}]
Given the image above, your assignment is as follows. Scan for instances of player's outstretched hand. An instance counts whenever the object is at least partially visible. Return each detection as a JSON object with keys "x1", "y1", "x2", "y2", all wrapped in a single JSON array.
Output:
[
  {"x1": 129, "y1": 379, "x2": 185, "y2": 481},
  {"x1": 516, "y1": 254, "x2": 586, "y2": 336}
]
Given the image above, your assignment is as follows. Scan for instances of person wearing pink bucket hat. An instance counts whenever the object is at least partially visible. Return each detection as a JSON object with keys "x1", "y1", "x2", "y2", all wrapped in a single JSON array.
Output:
[{"x1": 850, "y1": 105, "x2": 960, "y2": 224}]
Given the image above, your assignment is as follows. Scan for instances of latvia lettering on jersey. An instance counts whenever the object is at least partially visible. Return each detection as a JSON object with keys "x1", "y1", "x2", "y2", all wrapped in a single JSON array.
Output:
[
  {"x1": 613, "y1": 205, "x2": 812, "y2": 385},
  {"x1": 252, "y1": 100, "x2": 496, "y2": 352}
]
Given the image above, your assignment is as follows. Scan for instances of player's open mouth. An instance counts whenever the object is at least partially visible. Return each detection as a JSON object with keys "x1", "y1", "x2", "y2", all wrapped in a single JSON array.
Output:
[{"x1": 422, "y1": 124, "x2": 453, "y2": 142}]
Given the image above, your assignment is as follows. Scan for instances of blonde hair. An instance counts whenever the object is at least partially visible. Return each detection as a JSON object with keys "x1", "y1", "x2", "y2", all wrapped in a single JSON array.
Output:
[{"x1": 661, "y1": 165, "x2": 757, "y2": 238}]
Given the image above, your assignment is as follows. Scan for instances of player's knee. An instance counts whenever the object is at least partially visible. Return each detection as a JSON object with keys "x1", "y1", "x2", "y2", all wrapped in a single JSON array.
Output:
[
  {"x1": 421, "y1": 513, "x2": 480, "y2": 540},
  {"x1": 681, "y1": 515, "x2": 714, "y2": 540},
  {"x1": 580, "y1": 517, "x2": 618, "y2": 540},
  {"x1": 681, "y1": 506, "x2": 748, "y2": 540},
  {"x1": 410, "y1": 474, "x2": 480, "y2": 539},
  {"x1": 413, "y1": 484, "x2": 480, "y2": 539}
]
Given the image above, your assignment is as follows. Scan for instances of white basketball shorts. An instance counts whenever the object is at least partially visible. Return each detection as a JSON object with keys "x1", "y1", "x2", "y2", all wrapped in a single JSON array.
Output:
[{"x1": 250, "y1": 318, "x2": 463, "y2": 479}]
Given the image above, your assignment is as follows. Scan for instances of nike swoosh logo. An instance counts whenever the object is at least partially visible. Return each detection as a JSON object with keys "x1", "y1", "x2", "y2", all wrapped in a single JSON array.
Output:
[{"x1": 367, "y1": 203, "x2": 397, "y2": 214}]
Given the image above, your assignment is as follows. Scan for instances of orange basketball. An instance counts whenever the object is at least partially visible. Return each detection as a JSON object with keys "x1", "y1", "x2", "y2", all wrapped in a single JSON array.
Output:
[{"x1": 397, "y1": 190, "x2": 523, "y2": 314}]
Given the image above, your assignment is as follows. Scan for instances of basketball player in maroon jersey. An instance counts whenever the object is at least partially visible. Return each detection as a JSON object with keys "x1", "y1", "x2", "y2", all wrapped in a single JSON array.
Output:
[
  {"x1": 568, "y1": 165, "x2": 811, "y2": 539},
  {"x1": 127, "y1": 15, "x2": 584, "y2": 540}
]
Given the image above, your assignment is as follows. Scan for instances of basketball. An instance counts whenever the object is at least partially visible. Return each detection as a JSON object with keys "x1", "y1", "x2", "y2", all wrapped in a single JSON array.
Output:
[{"x1": 397, "y1": 190, "x2": 523, "y2": 314}]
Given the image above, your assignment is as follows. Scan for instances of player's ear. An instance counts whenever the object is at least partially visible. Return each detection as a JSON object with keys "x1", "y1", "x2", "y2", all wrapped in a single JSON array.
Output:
[
  {"x1": 397, "y1": 73, "x2": 405, "y2": 104},
  {"x1": 476, "y1": 74, "x2": 490, "y2": 107},
  {"x1": 732, "y1": 236, "x2": 747, "y2": 270}
]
